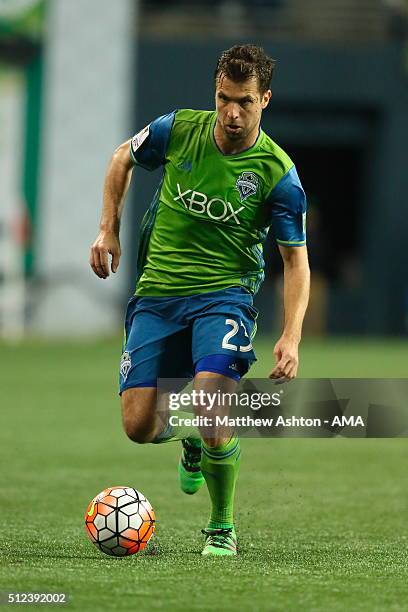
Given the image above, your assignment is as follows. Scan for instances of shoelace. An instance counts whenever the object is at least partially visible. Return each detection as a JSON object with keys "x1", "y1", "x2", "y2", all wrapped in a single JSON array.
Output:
[{"x1": 201, "y1": 528, "x2": 235, "y2": 547}]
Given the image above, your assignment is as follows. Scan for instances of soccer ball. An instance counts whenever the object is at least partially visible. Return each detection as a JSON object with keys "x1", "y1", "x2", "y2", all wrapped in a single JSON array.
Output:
[{"x1": 84, "y1": 486, "x2": 155, "y2": 557}]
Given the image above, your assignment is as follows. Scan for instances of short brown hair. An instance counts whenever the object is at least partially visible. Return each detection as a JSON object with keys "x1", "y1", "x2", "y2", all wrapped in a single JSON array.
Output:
[{"x1": 215, "y1": 44, "x2": 276, "y2": 94}]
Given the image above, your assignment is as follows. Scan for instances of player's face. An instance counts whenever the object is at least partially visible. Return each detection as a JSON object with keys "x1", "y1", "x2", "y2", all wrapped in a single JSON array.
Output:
[{"x1": 215, "y1": 75, "x2": 271, "y2": 145}]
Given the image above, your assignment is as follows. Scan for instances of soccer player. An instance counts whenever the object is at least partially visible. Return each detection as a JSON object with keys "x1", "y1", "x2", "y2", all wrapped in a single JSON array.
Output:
[{"x1": 90, "y1": 45, "x2": 310, "y2": 556}]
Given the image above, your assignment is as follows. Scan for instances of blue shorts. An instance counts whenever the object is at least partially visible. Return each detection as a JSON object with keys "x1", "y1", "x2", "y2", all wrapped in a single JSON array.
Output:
[{"x1": 119, "y1": 286, "x2": 258, "y2": 392}]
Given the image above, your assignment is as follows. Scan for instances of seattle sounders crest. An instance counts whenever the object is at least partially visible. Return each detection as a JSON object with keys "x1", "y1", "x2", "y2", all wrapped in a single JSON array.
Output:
[
  {"x1": 236, "y1": 171, "x2": 260, "y2": 201},
  {"x1": 120, "y1": 351, "x2": 131, "y2": 382}
]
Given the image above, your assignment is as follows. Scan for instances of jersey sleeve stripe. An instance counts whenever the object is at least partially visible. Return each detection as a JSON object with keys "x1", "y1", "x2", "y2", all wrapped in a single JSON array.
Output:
[{"x1": 276, "y1": 238, "x2": 306, "y2": 246}]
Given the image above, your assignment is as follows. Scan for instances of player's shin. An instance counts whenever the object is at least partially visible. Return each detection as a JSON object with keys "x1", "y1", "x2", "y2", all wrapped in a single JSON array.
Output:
[
  {"x1": 150, "y1": 393, "x2": 204, "y2": 494},
  {"x1": 201, "y1": 434, "x2": 241, "y2": 529},
  {"x1": 151, "y1": 409, "x2": 201, "y2": 444},
  {"x1": 148, "y1": 390, "x2": 200, "y2": 443}
]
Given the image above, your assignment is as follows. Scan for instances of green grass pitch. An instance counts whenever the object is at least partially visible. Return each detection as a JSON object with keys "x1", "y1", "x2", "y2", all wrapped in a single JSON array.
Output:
[{"x1": 0, "y1": 337, "x2": 407, "y2": 611}]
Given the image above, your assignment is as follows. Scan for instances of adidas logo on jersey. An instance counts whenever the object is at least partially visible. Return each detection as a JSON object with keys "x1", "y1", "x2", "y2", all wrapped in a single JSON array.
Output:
[{"x1": 174, "y1": 183, "x2": 245, "y2": 225}]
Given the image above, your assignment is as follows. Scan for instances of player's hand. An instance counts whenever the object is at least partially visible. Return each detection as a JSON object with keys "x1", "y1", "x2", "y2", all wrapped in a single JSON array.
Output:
[
  {"x1": 89, "y1": 230, "x2": 121, "y2": 279},
  {"x1": 269, "y1": 334, "x2": 299, "y2": 381}
]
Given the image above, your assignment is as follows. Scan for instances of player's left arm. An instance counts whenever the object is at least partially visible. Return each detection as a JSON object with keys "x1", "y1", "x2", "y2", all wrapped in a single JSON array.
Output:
[
  {"x1": 269, "y1": 245, "x2": 310, "y2": 380},
  {"x1": 266, "y1": 165, "x2": 310, "y2": 380}
]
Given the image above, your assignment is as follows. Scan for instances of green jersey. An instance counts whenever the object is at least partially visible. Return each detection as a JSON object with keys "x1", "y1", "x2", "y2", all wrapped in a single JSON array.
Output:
[{"x1": 130, "y1": 109, "x2": 306, "y2": 297}]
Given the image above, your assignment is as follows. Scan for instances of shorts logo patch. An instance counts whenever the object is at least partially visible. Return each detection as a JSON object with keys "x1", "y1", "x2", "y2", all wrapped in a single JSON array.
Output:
[
  {"x1": 236, "y1": 171, "x2": 259, "y2": 201},
  {"x1": 131, "y1": 124, "x2": 150, "y2": 154},
  {"x1": 120, "y1": 351, "x2": 131, "y2": 381}
]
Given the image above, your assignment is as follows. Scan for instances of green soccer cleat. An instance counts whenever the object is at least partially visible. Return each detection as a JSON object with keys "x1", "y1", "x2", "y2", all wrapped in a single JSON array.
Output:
[
  {"x1": 201, "y1": 528, "x2": 237, "y2": 556},
  {"x1": 178, "y1": 439, "x2": 205, "y2": 495}
]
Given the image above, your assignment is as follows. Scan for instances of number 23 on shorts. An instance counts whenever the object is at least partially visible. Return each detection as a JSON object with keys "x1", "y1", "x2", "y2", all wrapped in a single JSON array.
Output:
[{"x1": 222, "y1": 318, "x2": 253, "y2": 353}]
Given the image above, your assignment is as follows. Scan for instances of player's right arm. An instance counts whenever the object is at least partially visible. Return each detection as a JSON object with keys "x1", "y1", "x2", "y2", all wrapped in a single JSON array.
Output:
[
  {"x1": 90, "y1": 112, "x2": 175, "y2": 279},
  {"x1": 90, "y1": 139, "x2": 133, "y2": 279}
]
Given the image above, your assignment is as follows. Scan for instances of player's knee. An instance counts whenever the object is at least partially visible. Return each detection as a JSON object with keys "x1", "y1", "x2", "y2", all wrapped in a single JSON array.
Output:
[
  {"x1": 122, "y1": 416, "x2": 152, "y2": 444},
  {"x1": 121, "y1": 389, "x2": 156, "y2": 444}
]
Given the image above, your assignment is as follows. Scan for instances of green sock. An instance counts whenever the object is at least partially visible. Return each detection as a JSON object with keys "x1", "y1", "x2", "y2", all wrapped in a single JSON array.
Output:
[
  {"x1": 201, "y1": 435, "x2": 241, "y2": 529},
  {"x1": 152, "y1": 410, "x2": 201, "y2": 444}
]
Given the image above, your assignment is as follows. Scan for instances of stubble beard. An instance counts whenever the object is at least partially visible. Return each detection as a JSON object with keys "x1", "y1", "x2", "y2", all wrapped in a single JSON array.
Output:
[{"x1": 222, "y1": 123, "x2": 248, "y2": 142}]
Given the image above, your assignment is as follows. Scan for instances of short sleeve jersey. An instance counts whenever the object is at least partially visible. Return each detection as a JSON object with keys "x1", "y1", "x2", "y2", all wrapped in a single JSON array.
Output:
[{"x1": 130, "y1": 109, "x2": 306, "y2": 297}]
